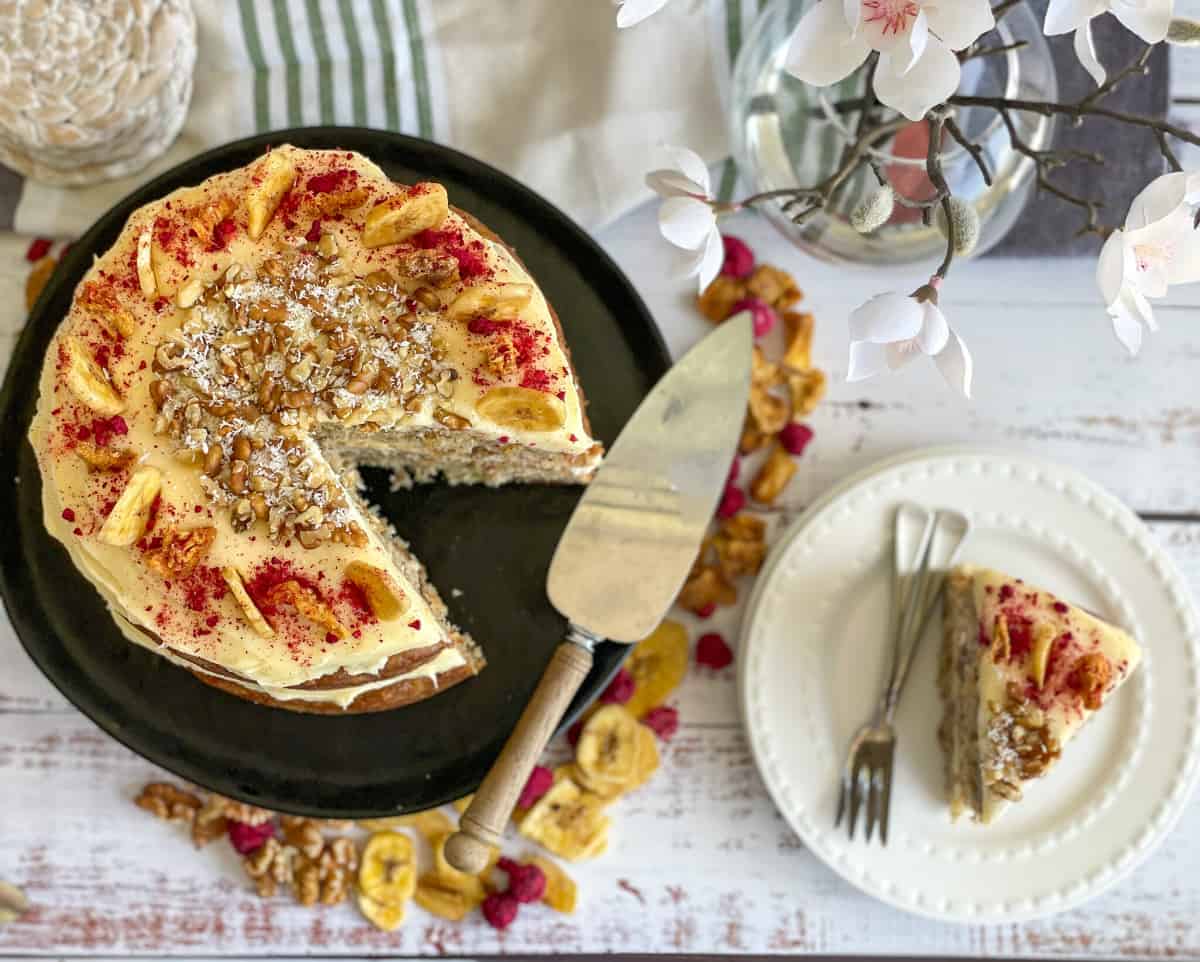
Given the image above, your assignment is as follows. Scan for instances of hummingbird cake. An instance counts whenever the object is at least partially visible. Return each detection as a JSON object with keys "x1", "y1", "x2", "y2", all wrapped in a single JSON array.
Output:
[{"x1": 30, "y1": 145, "x2": 602, "y2": 713}]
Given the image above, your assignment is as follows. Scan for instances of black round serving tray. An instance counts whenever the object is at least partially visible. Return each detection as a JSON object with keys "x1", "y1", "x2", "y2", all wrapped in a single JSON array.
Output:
[{"x1": 0, "y1": 128, "x2": 669, "y2": 817}]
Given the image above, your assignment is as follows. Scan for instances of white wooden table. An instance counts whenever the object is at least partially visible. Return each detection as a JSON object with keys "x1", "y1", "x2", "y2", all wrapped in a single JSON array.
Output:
[{"x1": 2, "y1": 198, "x2": 1200, "y2": 958}]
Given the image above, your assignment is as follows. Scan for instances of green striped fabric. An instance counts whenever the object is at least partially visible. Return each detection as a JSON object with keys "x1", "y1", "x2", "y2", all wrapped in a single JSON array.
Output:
[{"x1": 230, "y1": 0, "x2": 438, "y2": 139}]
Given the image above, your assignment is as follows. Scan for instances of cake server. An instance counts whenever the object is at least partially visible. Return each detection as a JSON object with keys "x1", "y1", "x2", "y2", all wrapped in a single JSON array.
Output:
[{"x1": 446, "y1": 313, "x2": 754, "y2": 872}]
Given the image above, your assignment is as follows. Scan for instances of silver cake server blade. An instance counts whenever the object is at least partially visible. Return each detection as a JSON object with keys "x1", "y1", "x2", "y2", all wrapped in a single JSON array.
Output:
[{"x1": 446, "y1": 313, "x2": 753, "y2": 871}]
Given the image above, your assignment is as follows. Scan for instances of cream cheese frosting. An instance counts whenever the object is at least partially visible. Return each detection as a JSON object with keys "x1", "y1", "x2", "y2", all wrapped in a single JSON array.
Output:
[{"x1": 30, "y1": 145, "x2": 601, "y2": 710}]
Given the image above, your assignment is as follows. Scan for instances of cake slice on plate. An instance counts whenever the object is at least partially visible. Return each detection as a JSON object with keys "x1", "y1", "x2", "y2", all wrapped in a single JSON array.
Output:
[{"x1": 938, "y1": 565, "x2": 1142, "y2": 823}]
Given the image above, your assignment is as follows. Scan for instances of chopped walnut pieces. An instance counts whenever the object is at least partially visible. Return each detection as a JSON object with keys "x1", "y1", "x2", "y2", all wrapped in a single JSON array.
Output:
[
  {"x1": 282, "y1": 818, "x2": 325, "y2": 860},
  {"x1": 134, "y1": 782, "x2": 201, "y2": 823},
  {"x1": 263, "y1": 580, "x2": 348, "y2": 639},
  {"x1": 712, "y1": 514, "x2": 768, "y2": 580},
  {"x1": 746, "y1": 264, "x2": 802, "y2": 310},
  {"x1": 486, "y1": 330, "x2": 519, "y2": 377},
  {"x1": 293, "y1": 840, "x2": 356, "y2": 906},
  {"x1": 395, "y1": 249, "x2": 460, "y2": 289},
  {"x1": 780, "y1": 311, "x2": 814, "y2": 370},
  {"x1": 143, "y1": 526, "x2": 217, "y2": 578},
  {"x1": 983, "y1": 683, "x2": 1061, "y2": 801},
  {"x1": 696, "y1": 275, "x2": 746, "y2": 323},
  {"x1": 1069, "y1": 652, "x2": 1113, "y2": 710},
  {"x1": 79, "y1": 281, "x2": 136, "y2": 338},
  {"x1": 198, "y1": 794, "x2": 275, "y2": 828},
  {"x1": 434, "y1": 408, "x2": 470, "y2": 430},
  {"x1": 244, "y1": 836, "x2": 296, "y2": 898},
  {"x1": 750, "y1": 443, "x2": 797, "y2": 504},
  {"x1": 75, "y1": 441, "x2": 136, "y2": 471},
  {"x1": 189, "y1": 196, "x2": 236, "y2": 247},
  {"x1": 310, "y1": 186, "x2": 369, "y2": 216}
]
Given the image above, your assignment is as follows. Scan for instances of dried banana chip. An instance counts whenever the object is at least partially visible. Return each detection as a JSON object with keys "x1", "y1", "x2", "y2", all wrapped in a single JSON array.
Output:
[
  {"x1": 413, "y1": 874, "x2": 473, "y2": 921},
  {"x1": 519, "y1": 774, "x2": 611, "y2": 862},
  {"x1": 96, "y1": 466, "x2": 161, "y2": 546},
  {"x1": 625, "y1": 620, "x2": 689, "y2": 719},
  {"x1": 475, "y1": 386, "x2": 565, "y2": 432},
  {"x1": 359, "y1": 831, "x2": 417, "y2": 906},
  {"x1": 357, "y1": 891, "x2": 405, "y2": 931},
  {"x1": 221, "y1": 567, "x2": 276, "y2": 638},
  {"x1": 362, "y1": 183, "x2": 449, "y2": 248},
  {"x1": 564, "y1": 764, "x2": 624, "y2": 802},
  {"x1": 136, "y1": 229, "x2": 156, "y2": 297},
  {"x1": 246, "y1": 152, "x2": 296, "y2": 240},
  {"x1": 528, "y1": 856, "x2": 577, "y2": 913},
  {"x1": 344, "y1": 561, "x2": 408, "y2": 620},
  {"x1": 64, "y1": 336, "x2": 124, "y2": 415},
  {"x1": 446, "y1": 282, "x2": 532, "y2": 322},
  {"x1": 575, "y1": 705, "x2": 642, "y2": 791},
  {"x1": 628, "y1": 722, "x2": 660, "y2": 791}
]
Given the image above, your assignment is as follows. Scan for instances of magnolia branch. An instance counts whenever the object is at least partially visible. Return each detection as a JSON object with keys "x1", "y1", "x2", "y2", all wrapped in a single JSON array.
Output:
[{"x1": 737, "y1": 116, "x2": 910, "y2": 223}]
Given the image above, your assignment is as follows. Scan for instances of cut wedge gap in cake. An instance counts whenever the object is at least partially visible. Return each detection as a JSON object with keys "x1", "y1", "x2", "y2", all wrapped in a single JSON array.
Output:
[{"x1": 938, "y1": 565, "x2": 1142, "y2": 823}]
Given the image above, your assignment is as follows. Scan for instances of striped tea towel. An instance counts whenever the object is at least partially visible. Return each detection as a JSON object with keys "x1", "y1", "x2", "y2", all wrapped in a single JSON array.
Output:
[{"x1": 2, "y1": 0, "x2": 771, "y2": 238}]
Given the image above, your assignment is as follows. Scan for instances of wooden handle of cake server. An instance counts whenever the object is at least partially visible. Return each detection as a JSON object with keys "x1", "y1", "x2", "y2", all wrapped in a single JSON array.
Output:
[{"x1": 445, "y1": 638, "x2": 594, "y2": 874}]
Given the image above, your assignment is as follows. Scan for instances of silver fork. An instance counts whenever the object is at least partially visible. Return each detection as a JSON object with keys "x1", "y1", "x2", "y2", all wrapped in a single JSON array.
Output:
[{"x1": 834, "y1": 504, "x2": 971, "y2": 844}]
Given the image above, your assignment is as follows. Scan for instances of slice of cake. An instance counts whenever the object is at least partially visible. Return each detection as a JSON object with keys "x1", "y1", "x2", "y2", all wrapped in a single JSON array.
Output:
[
  {"x1": 938, "y1": 565, "x2": 1142, "y2": 822},
  {"x1": 29, "y1": 145, "x2": 602, "y2": 713}
]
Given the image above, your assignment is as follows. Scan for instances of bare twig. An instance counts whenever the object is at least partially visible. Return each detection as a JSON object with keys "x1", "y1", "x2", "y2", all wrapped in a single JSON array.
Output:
[
  {"x1": 1078, "y1": 45, "x2": 1153, "y2": 109},
  {"x1": 925, "y1": 111, "x2": 957, "y2": 279},
  {"x1": 1156, "y1": 129, "x2": 1183, "y2": 172},
  {"x1": 739, "y1": 117, "x2": 910, "y2": 223},
  {"x1": 959, "y1": 39, "x2": 1028, "y2": 63},
  {"x1": 943, "y1": 115, "x2": 993, "y2": 186},
  {"x1": 994, "y1": 106, "x2": 1107, "y2": 237}
]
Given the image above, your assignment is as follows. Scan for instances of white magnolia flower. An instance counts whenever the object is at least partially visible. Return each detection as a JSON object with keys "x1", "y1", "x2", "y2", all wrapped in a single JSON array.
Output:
[
  {"x1": 646, "y1": 146, "x2": 724, "y2": 292},
  {"x1": 846, "y1": 287, "x2": 973, "y2": 396},
  {"x1": 1097, "y1": 170, "x2": 1200, "y2": 354},
  {"x1": 785, "y1": 0, "x2": 995, "y2": 121},
  {"x1": 616, "y1": 0, "x2": 671, "y2": 27},
  {"x1": 1044, "y1": 0, "x2": 1172, "y2": 85}
]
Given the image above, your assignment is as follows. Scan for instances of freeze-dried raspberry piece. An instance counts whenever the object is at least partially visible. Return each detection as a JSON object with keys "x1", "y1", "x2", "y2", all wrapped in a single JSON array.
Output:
[
  {"x1": 482, "y1": 891, "x2": 519, "y2": 930},
  {"x1": 716, "y1": 485, "x2": 745, "y2": 519},
  {"x1": 778, "y1": 422, "x2": 814, "y2": 456},
  {"x1": 518, "y1": 765, "x2": 554, "y2": 809},
  {"x1": 599, "y1": 666, "x2": 634, "y2": 704},
  {"x1": 228, "y1": 818, "x2": 276, "y2": 854},
  {"x1": 507, "y1": 862, "x2": 547, "y2": 904},
  {"x1": 696, "y1": 632, "x2": 733, "y2": 670},
  {"x1": 720, "y1": 235, "x2": 754, "y2": 279},
  {"x1": 642, "y1": 705, "x2": 680, "y2": 740}
]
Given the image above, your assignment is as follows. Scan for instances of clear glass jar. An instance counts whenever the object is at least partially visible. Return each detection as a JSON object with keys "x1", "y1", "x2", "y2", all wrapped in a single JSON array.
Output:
[{"x1": 729, "y1": 0, "x2": 1057, "y2": 265}]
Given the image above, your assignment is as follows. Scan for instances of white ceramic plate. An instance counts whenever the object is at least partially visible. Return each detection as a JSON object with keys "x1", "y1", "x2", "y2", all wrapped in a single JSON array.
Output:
[{"x1": 739, "y1": 448, "x2": 1200, "y2": 923}]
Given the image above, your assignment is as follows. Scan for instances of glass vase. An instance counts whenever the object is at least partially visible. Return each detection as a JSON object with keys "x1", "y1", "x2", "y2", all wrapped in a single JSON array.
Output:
[{"x1": 729, "y1": 0, "x2": 1058, "y2": 265}]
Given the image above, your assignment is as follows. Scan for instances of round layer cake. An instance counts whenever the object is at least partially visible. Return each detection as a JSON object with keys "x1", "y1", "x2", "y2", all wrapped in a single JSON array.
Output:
[{"x1": 30, "y1": 145, "x2": 602, "y2": 713}]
